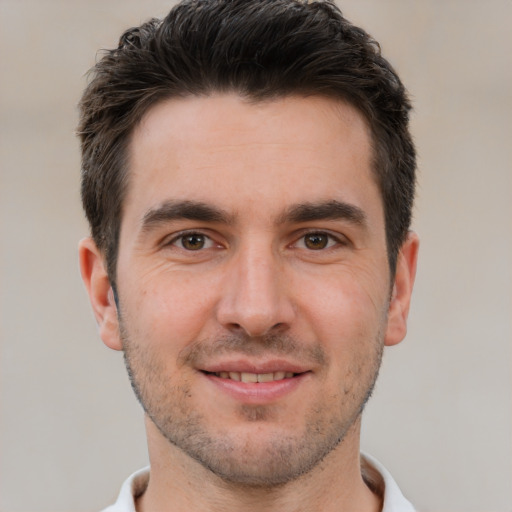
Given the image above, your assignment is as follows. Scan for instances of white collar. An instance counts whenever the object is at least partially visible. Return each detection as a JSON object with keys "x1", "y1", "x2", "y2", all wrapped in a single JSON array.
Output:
[{"x1": 361, "y1": 453, "x2": 416, "y2": 512}]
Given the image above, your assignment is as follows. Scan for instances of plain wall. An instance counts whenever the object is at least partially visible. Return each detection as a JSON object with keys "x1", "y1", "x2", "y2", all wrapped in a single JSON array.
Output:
[{"x1": 1, "y1": 1, "x2": 510, "y2": 511}]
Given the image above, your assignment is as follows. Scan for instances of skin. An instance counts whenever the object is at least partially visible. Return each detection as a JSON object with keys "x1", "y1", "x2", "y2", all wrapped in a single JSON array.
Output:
[{"x1": 80, "y1": 94, "x2": 418, "y2": 512}]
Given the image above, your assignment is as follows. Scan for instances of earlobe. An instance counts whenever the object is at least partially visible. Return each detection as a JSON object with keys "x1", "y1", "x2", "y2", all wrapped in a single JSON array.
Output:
[
  {"x1": 78, "y1": 237, "x2": 123, "y2": 351},
  {"x1": 384, "y1": 231, "x2": 419, "y2": 347}
]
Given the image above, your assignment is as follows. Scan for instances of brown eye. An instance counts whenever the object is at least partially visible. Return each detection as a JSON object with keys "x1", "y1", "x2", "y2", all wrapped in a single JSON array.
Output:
[
  {"x1": 304, "y1": 233, "x2": 329, "y2": 250},
  {"x1": 180, "y1": 234, "x2": 206, "y2": 250}
]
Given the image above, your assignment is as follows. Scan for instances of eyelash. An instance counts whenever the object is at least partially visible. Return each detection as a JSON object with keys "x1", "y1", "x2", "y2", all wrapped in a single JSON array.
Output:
[
  {"x1": 166, "y1": 231, "x2": 217, "y2": 251},
  {"x1": 293, "y1": 230, "x2": 346, "y2": 251},
  {"x1": 165, "y1": 230, "x2": 346, "y2": 252}
]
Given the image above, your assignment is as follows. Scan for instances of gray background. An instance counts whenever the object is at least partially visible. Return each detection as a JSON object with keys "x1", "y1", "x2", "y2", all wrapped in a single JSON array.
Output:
[{"x1": 1, "y1": 1, "x2": 510, "y2": 511}]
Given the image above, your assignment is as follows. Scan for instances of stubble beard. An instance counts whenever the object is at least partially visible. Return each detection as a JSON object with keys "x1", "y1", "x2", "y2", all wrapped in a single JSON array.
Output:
[{"x1": 120, "y1": 317, "x2": 384, "y2": 488}]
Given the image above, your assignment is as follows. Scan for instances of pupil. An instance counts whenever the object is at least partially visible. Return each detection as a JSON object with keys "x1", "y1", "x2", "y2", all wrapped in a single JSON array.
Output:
[
  {"x1": 305, "y1": 234, "x2": 327, "y2": 250},
  {"x1": 183, "y1": 234, "x2": 204, "y2": 250}
]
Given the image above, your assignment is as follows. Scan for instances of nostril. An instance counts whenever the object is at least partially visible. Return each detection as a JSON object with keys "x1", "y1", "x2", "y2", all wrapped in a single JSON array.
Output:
[{"x1": 267, "y1": 322, "x2": 289, "y2": 335}]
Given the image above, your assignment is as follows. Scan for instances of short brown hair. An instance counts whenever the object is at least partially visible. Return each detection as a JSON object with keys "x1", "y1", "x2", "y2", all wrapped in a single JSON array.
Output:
[{"x1": 78, "y1": 0, "x2": 416, "y2": 283}]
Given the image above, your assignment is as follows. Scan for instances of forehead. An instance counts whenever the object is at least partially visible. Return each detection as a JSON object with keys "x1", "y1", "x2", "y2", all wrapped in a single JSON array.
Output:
[{"x1": 124, "y1": 94, "x2": 380, "y2": 226}]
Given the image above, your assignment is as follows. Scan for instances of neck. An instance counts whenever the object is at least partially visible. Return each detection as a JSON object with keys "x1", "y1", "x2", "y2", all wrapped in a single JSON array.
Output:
[{"x1": 136, "y1": 416, "x2": 382, "y2": 512}]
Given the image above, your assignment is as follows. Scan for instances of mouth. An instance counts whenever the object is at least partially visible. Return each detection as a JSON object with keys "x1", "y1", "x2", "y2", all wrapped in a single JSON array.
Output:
[
  {"x1": 199, "y1": 365, "x2": 310, "y2": 403},
  {"x1": 203, "y1": 370, "x2": 299, "y2": 383}
]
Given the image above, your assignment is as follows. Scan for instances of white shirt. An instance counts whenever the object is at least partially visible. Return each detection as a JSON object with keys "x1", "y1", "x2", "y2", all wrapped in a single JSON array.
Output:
[{"x1": 102, "y1": 454, "x2": 415, "y2": 512}]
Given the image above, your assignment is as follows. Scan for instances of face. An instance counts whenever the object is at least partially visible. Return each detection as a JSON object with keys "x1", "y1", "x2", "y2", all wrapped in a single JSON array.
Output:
[{"x1": 81, "y1": 94, "x2": 417, "y2": 487}]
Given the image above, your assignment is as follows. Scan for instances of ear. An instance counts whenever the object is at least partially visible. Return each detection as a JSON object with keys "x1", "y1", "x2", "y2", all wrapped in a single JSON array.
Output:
[
  {"x1": 78, "y1": 237, "x2": 122, "y2": 351},
  {"x1": 384, "y1": 231, "x2": 419, "y2": 347}
]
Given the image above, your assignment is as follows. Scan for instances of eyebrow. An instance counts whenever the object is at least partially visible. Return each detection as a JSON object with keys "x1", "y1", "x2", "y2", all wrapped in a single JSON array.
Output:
[
  {"x1": 140, "y1": 198, "x2": 367, "y2": 234},
  {"x1": 141, "y1": 200, "x2": 234, "y2": 232},
  {"x1": 277, "y1": 200, "x2": 367, "y2": 227}
]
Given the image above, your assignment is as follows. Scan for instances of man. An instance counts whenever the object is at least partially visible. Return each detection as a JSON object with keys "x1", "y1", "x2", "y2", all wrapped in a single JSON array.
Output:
[{"x1": 78, "y1": 1, "x2": 419, "y2": 510}]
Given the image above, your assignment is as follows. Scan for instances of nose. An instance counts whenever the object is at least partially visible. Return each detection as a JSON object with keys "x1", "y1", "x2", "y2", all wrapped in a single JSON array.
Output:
[{"x1": 216, "y1": 242, "x2": 295, "y2": 337}]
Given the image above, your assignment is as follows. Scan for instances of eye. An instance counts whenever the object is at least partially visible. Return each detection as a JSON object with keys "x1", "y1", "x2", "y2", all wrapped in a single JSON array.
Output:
[
  {"x1": 296, "y1": 232, "x2": 340, "y2": 250},
  {"x1": 171, "y1": 232, "x2": 215, "y2": 251}
]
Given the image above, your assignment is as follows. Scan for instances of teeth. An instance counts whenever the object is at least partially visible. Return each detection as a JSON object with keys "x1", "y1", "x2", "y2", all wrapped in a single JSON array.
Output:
[
  {"x1": 216, "y1": 371, "x2": 295, "y2": 382},
  {"x1": 241, "y1": 372, "x2": 258, "y2": 383}
]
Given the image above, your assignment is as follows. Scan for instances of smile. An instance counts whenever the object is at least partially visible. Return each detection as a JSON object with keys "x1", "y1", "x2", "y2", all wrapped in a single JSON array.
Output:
[
  {"x1": 209, "y1": 371, "x2": 296, "y2": 382},
  {"x1": 200, "y1": 368, "x2": 310, "y2": 403}
]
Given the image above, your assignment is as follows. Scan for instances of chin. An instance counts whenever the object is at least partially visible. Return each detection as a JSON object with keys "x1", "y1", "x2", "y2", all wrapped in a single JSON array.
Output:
[{"x1": 147, "y1": 400, "x2": 357, "y2": 488}]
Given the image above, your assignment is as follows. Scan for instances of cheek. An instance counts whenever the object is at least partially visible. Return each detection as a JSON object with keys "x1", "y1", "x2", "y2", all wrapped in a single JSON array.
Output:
[
  {"x1": 122, "y1": 270, "x2": 218, "y2": 350},
  {"x1": 297, "y1": 268, "x2": 388, "y2": 342}
]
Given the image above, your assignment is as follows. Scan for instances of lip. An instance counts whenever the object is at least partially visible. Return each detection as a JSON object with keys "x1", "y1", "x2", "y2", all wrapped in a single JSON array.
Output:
[
  {"x1": 199, "y1": 359, "x2": 312, "y2": 404},
  {"x1": 199, "y1": 359, "x2": 311, "y2": 375},
  {"x1": 202, "y1": 372, "x2": 310, "y2": 403}
]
